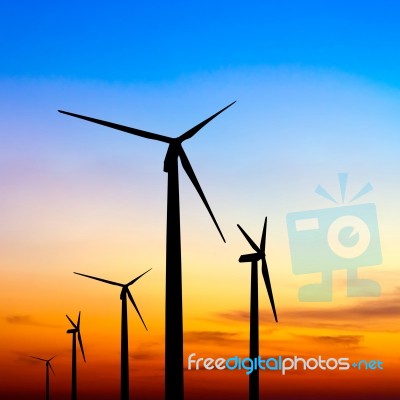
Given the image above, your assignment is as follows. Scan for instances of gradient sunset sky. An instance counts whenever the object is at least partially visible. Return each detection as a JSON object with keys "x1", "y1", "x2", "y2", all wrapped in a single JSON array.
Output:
[{"x1": 1, "y1": 2, "x2": 400, "y2": 399}]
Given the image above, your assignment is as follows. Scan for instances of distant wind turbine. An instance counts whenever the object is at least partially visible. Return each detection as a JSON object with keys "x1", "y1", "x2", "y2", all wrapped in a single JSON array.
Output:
[
  {"x1": 237, "y1": 217, "x2": 278, "y2": 400},
  {"x1": 66, "y1": 311, "x2": 86, "y2": 400},
  {"x1": 30, "y1": 355, "x2": 56, "y2": 400},
  {"x1": 59, "y1": 101, "x2": 234, "y2": 400},
  {"x1": 74, "y1": 269, "x2": 150, "y2": 400}
]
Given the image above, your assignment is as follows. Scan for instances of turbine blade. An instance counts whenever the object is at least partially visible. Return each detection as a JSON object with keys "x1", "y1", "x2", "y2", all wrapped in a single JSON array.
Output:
[
  {"x1": 126, "y1": 289, "x2": 147, "y2": 331},
  {"x1": 49, "y1": 355, "x2": 56, "y2": 361},
  {"x1": 77, "y1": 311, "x2": 81, "y2": 329},
  {"x1": 178, "y1": 101, "x2": 236, "y2": 142},
  {"x1": 126, "y1": 268, "x2": 152, "y2": 287},
  {"x1": 260, "y1": 217, "x2": 267, "y2": 253},
  {"x1": 179, "y1": 147, "x2": 225, "y2": 242},
  {"x1": 261, "y1": 257, "x2": 278, "y2": 322},
  {"x1": 237, "y1": 224, "x2": 260, "y2": 253},
  {"x1": 238, "y1": 253, "x2": 260, "y2": 263},
  {"x1": 66, "y1": 314, "x2": 77, "y2": 329},
  {"x1": 48, "y1": 362, "x2": 56, "y2": 376},
  {"x1": 77, "y1": 332, "x2": 86, "y2": 362},
  {"x1": 30, "y1": 356, "x2": 47, "y2": 362},
  {"x1": 74, "y1": 272, "x2": 123, "y2": 287},
  {"x1": 58, "y1": 110, "x2": 172, "y2": 144}
]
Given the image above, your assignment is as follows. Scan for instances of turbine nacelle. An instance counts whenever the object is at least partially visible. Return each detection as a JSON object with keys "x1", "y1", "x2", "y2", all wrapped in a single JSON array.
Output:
[
  {"x1": 163, "y1": 141, "x2": 181, "y2": 172},
  {"x1": 239, "y1": 253, "x2": 263, "y2": 263}
]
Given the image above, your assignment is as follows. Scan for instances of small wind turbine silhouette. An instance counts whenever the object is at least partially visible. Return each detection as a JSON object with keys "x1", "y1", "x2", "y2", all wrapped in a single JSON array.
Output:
[
  {"x1": 30, "y1": 355, "x2": 56, "y2": 400},
  {"x1": 237, "y1": 217, "x2": 278, "y2": 400},
  {"x1": 66, "y1": 311, "x2": 86, "y2": 400},
  {"x1": 59, "y1": 101, "x2": 234, "y2": 400},
  {"x1": 74, "y1": 269, "x2": 150, "y2": 400}
]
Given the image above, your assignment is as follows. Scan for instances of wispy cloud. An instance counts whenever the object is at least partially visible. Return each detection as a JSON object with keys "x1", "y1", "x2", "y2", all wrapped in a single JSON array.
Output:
[
  {"x1": 215, "y1": 288, "x2": 400, "y2": 332},
  {"x1": 217, "y1": 310, "x2": 250, "y2": 321},
  {"x1": 130, "y1": 350, "x2": 157, "y2": 361},
  {"x1": 185, "y1": 331, "x2": 241, "y2": 345},
  {"x1": 4, "y1": 315, "x2": 59, "y2": 328},
  {"x1": 130, "y1": 341, "x2": 163, "y2": 362},
  {"x1": 292, "y1": 334, "x2": 363, "y2": 348}
]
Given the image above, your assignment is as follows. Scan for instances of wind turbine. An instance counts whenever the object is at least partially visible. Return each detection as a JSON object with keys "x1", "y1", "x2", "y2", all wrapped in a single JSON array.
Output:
[
  {"x1": 30, "y1": 355, "x2": 56, "y2": 400},
  {"x1": 74, "y1": 269, "x2": 150, "y2": 400},
  {"x1": 66, "y1": 311, "x2": 86, "y2": 400},
  {"x1": 59, "y1": 101, "x2": 234, "y2": 400},
  {"x1": 237, "y1": 217, "x2": 278, "y2": 400}
]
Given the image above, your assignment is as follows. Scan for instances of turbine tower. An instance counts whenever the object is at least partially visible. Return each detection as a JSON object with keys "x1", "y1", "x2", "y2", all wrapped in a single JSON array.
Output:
[
  {"x1": 59, "y1": 101, "x2": 234, "y2": 400},
  {"x1": 66, "y1": 311, "x2": 86, "y2": 400},
  {"x1": 237, "y1": 217, "x2": 278, "y2": 400},
  {"x1": 30, "y1": 355, "x2": 56, "y2": 400},
  {"x1": 74, "y1": 269, "x2": 150, "y2": 400}
]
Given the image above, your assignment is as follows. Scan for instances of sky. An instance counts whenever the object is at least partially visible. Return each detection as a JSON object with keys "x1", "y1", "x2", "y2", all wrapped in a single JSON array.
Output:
[{"x1": 1, "y1": 1, "x2": 400, "y2": 399}]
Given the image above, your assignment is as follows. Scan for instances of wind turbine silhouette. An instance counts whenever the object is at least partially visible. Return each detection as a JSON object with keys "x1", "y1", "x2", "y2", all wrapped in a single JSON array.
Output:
[
  {"x1": 66, "y1": 311, "x2": 86, "y2": 400},
  {"x1": 30, "y1": 355, "x2": 56, "y2": 400},
  {"x1": 237, "y1": 217, "x2": 278, "y2": 400},
  {"x1": 59, "y1": 101, "x2": 234, "y2": 400},
  {"x1": 74, "y1": 269, "x2": 150, "y2": 400}
]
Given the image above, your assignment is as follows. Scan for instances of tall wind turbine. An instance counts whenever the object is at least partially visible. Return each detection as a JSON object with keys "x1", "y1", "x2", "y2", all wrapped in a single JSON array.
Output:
[
  {"x1": 30, "y1": 355, "x2": 56, "y2": 400},
  {"x1": 74, "y1": 269, "x2": 150, "y2": 400},
  {"x1": 66, "y1": 311, "x2": 86, "y2": 400},
  {"x1": 59, "y1": 101, "x2": 234, "y2": 400},
  {"x1": 237, "y1": 217, "x2": 278, "y2": 400}
]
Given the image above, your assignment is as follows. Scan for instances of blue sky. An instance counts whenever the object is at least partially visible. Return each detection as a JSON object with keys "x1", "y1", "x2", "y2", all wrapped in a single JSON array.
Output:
[
  {"x1": 1, "y1": 1, "x2": 399, "y2": 244},
  {"x1": 2, "y1": 1, "x2": 400, "y2": 86}
]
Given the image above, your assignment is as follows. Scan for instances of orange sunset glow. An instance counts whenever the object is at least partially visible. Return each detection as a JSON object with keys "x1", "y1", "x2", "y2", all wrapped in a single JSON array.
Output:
[{"x1": 2, "y1": 3, "x2": 400, "y2": 399}]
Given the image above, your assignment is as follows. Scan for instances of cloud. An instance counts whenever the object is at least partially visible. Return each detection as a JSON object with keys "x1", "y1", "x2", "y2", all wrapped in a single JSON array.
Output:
[
  {"x1": 6, "y1": 315, "x2": 32, "y2": 324},
  {"x1": 293, "y1": 334, "x2": 363, "y2": 347},
  {"x1": 215, "y1": 310, "x2": 281, "y2": 325},
  {"x1": 184, "y1": 331, "x2": 241, "y2": 345},
  {"x1": 130, "y1": 341, "x2": 163, "y2": 362},
  {"x1": 130, "y1": 349, "x2": 158, "y2": 361},
  {"x1": 281, "y1": 298, "x2": 400, "y2": 331},
  {"x1": 215, "y1": 288, "x2": 400, "y2": 332},
  {"x1": 4, "y1": 315, "x2": 59, "y2": 328},
  {"x1": 217, "y1": 310, "x2": 250, "y2": 321}
]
